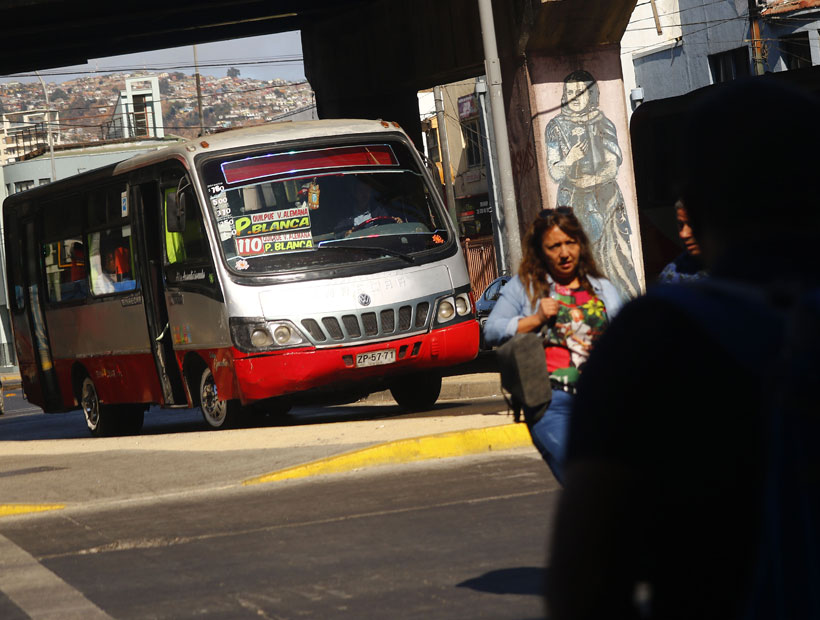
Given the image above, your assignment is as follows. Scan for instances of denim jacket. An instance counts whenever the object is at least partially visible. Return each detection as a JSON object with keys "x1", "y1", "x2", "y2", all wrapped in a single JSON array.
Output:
[{"x1": 483, "y1": 273, "x2": 624, "y2": 347}]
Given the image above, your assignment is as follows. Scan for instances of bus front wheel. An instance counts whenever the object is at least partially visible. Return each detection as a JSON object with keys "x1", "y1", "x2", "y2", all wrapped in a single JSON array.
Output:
[
  {"x1": 80, "y1": 376, "x2": 142, "y2": 437},
  {"x1": 198, "y1": 367, "x2": 241, "y2": 430},
  {"x1": 389, "y1": 372, "x2": 442, "y2": 412}
]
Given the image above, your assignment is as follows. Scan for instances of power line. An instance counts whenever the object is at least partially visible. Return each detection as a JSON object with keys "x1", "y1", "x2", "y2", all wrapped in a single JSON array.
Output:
[
  {"x1": 621, "y1": 14, "x2": 747, "y2": 52},
  {"x1": 626, "y1": 0, "x2": 746, "y2": 28},
  {"x1": 7, "y1": 56, "x2": 305, "y2": 80}
]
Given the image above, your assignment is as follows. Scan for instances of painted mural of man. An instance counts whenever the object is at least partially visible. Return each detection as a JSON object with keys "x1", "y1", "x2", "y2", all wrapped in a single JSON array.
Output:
[{"x1": 545, "y1": 70, "x2": 640, "y2": 298}]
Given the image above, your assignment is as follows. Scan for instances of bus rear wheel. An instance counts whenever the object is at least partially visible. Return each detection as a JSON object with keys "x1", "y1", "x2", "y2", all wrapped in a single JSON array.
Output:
[
  {"x1": 80, "y1": 376, "x2": 144, "y2": 437},
  {"x1": 198, "y1": 367, "x2": 241, "y2": 430},
  {"x1": 389, "y1": 372, "x2": 442, "y2": 412}
]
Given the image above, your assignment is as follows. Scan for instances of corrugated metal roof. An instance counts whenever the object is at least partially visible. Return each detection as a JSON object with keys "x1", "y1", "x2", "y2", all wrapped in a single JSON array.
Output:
[{"x1": 762, "y1": 0, "x2": 820, "y2": 16}]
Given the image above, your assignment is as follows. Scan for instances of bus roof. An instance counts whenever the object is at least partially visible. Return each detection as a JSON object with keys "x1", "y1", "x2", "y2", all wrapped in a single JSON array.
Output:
[{"x1": 114, "y1": 118, "x2": 408, "y2": 175}]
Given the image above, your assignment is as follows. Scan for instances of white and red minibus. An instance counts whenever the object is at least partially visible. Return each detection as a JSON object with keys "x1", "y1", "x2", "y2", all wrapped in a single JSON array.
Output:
[{"x1": 3, "y1": 120, "x2": 479, "y2": 435}]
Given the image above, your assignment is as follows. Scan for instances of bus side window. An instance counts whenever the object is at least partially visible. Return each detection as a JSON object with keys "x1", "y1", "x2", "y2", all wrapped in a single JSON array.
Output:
[
  {"x1": 89, "y1": 227, "x2": 138, "y2": 296},
  {"x1": 5, "y1": 218, "x2": 26, "y2": 312},
  {"x1": 43, "y1": 239, "x2": 88, "y2": 303},
  {"x1": 42, "y1": 194, "x2": 87, "y2": 303},
  {"x1": 165, "y1": 184, "x2": 207, "y2": 265},
  {"x1": 164, "y1": 187, "x2": 186, "y2": 264}
]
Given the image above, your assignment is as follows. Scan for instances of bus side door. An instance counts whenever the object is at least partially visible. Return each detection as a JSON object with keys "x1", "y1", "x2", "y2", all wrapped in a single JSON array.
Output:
[{"x1": 130, "y1": 180, "x2": 187, "y2": 406}]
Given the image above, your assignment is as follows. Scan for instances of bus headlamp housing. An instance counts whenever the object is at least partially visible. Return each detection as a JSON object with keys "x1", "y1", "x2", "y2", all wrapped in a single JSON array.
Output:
[
  {"x1": 434, "y1": 292, "x2": 473, "y2": 325},
  {"x1": 230, "y1": 317, "x2": 307, "y2": 352}
]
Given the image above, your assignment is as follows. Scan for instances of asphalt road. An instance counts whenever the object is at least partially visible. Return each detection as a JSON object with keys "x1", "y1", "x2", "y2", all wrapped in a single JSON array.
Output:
[
  {"x1": 0, "y1": 451, "x2": 557, "y2": 619},
  {"x1": 0, "y1": 381, "x2": 557, "y2": 618}
]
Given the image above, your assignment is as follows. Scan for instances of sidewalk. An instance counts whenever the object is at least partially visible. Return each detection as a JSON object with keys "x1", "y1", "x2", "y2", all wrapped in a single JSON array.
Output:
[{"x1": 0, "y1": 371, "x2": 21, "y2": 391}]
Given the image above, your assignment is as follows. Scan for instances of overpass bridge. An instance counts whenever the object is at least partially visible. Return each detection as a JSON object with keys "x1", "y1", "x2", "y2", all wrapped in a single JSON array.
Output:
[{"x1": 1, "y1": 0, "x2": 643, "y2": 293}]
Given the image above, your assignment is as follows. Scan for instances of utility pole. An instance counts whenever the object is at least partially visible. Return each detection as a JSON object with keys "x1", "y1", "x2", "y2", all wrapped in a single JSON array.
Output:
[
  {"x1": 433, "y1": 86, "x2": 459, "y2": 233},
  {"x1": 477, "y1": 0, "x2": 522, "y2": 271},
  {"x1": 748, "y1": 0, "x2": 765, "y2": 76},
  {"x1": 475, "y1": 76, "x2": 509, "y2": 275},
  {"x1": 193, "y1": 45, "x2": 205, "y2": 136},
  {"x1": 34, "y1": 71, "x2": 56, "y2": 183}
]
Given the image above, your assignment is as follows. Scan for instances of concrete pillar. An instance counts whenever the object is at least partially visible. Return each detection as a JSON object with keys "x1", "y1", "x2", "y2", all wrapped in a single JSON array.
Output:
[{"x1": 514, "y1": 44, "x2": 644, "y2": 298}]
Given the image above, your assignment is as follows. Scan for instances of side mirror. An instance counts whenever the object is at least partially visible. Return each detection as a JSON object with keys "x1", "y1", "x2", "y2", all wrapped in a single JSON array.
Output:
[{"x1": 166, "y1": 178, "x2": 189, "y2": 233}]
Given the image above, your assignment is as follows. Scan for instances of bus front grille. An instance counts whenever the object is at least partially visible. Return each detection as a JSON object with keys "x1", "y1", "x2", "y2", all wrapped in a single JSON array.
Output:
[{"x1": 299, "y1": 297, "x2": 435, "y2": 346}]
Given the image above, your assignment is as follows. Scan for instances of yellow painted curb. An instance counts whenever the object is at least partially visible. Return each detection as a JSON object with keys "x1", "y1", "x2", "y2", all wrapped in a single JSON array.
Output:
[
  {"x1": 0, "y1": 504, "x2": 66, "y2": 517},
  {"x1": 243, "y1": 423, "x2": 531, "y2": 486}
]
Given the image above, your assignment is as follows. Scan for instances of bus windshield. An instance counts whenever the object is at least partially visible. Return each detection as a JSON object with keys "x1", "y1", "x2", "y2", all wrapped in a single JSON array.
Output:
[{"x1": 200, "y1": 143, "x2": 450, "y2": 275}]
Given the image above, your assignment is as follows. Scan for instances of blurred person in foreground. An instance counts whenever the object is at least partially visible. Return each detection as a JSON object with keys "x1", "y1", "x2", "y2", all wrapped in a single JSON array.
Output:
[
  {"x1": 483, "y1": 207, "x2": 623, "y2": 483},
  {"x1": 547, "y1": 78, "x2": 820, "y2": 619},
  {"x1": 657, "y1": 200, "x2": 707, "y2": 283}
]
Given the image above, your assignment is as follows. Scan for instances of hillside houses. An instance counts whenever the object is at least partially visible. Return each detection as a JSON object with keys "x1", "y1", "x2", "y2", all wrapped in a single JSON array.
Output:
[{"x1": 0, "y1": 71, "x2": 314, "y2": 146}]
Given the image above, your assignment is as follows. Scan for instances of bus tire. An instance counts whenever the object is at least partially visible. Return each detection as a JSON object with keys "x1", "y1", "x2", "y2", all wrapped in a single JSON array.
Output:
[
  {"x1": 389, "y1": 372, "x2": 442, "y2": 412},
  {"x1": 80, "y1": 375, "x2": 117, "y2": 437},
  {"x1": 198, "y1": 367, "x2": 241, "y2": 430}
]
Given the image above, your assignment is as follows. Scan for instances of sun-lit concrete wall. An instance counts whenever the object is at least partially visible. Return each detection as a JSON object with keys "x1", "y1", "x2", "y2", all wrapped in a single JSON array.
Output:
[
  {"x1": 511, "y1": 46, "x2": 644, "y2": 297},
  {"x1": 620, "y1": 0, "x2": 683, "y2": 118}
]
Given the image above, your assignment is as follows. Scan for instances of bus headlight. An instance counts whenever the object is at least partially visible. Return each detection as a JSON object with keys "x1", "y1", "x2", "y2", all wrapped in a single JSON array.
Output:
[
  {"x1": 230, "y1": 318, "x2": 306, "y2": 352},
  {"x1": 437, "y1": 299, "x2": 455, "y2": 322},
  {"x1": 272, "y1": 324, "x2": 293, "y2": 345},
  {"x1": 435, "y1": 291, "x2": 474, "y2": 325},
  {"x1": 251, "y1": 328, "x2": 274, "y2": 348},
  {"x1": 455, "y1": 293, "x2": 470, "y2": 316},
  {"x1": 267, "y1": 321, "x2": 305, "y2": 347}
]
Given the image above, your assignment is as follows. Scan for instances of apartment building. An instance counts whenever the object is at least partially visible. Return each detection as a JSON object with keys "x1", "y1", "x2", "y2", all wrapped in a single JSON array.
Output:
[
  {"x1": 104, "y1": 76, "x2": 164, "y2": 140},
  {"x1": 0, "y1": 108, "x2": 60, "y2": 165},
  {"x1": 621, "y1": 0, "x2": 820, "y2": 114}
]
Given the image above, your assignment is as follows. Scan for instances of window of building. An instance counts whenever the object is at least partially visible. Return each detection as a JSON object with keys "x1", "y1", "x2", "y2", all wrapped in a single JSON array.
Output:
[
  {"x1": 426, "y1": 127, "x2": 440, "y2": 163},
  {"x1": 780, "y1": 32, "x2": 812, "y2": 70},
  {"x1": 708, "y1": 47, "x2": 751, "y2": 83},
  {"x1": 132, "y1": 94, "x2": 149, "y2": 136},
  {"x1": 462, "y1": 119, "x2": 482, "y2": 168},
  {"x1": 14, "y1": 180, "x2": 34, "y2": 193},
  {"x1": 38, "y1": 178, "x2": 51, "y2": 186}
]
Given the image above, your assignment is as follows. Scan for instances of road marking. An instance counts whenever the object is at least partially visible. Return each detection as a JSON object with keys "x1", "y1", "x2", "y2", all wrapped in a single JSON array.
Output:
[
  {"x1": 0, "y1": 533, "x2": 113, "y2": 619},
  {"x1": 0, "y1": 504, "x2": 65, "y2": 518},
  {"x1": 243, "y1": 423, "x2": 532, "y2": 485}
]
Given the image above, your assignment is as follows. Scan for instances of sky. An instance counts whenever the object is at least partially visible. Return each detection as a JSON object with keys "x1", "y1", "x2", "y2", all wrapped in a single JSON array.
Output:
[{"x1": 1, "y1": 31, "x2": 305, "y2": 85}]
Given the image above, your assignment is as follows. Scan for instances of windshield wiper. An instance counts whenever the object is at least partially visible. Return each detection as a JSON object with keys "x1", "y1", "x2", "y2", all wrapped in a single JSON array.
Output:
[{"x1": 316, "y1": 242, "x2": 415, "y2": 264}]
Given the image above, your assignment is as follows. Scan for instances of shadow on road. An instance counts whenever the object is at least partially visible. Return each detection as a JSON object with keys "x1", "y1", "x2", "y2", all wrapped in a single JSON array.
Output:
[
  {"x1": 457, "y1": 566, "x2": 547, "y2": 596},
  {"x1": 0, "y1": 397, "x2": 508, "y2": 441}
]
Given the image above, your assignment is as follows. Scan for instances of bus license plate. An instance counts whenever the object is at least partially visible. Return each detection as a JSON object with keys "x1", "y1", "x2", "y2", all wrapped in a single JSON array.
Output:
[{"x1": 356, "y1": 349, "x2": 396, "y2": 368}]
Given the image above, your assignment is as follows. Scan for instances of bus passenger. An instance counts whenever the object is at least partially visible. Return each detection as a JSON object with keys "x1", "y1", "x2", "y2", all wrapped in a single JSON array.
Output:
[
  {"x1": 91, "y1": 249, "x2": 119, "y2": 294},
  {"x1": 69, "y1": 242, "x2": 86, "y2": 282}
]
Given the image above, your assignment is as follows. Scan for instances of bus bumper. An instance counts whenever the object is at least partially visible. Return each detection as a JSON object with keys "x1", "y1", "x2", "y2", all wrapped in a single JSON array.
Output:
[{"x1": 232, "y1": 319, "x2": 479, "y2": 402}]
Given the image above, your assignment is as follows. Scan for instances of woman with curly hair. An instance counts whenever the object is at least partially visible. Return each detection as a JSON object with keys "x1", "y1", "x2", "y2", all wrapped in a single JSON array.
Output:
[{"x1": 484, "y1": 207, "x2": 623, "y2": 483}]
